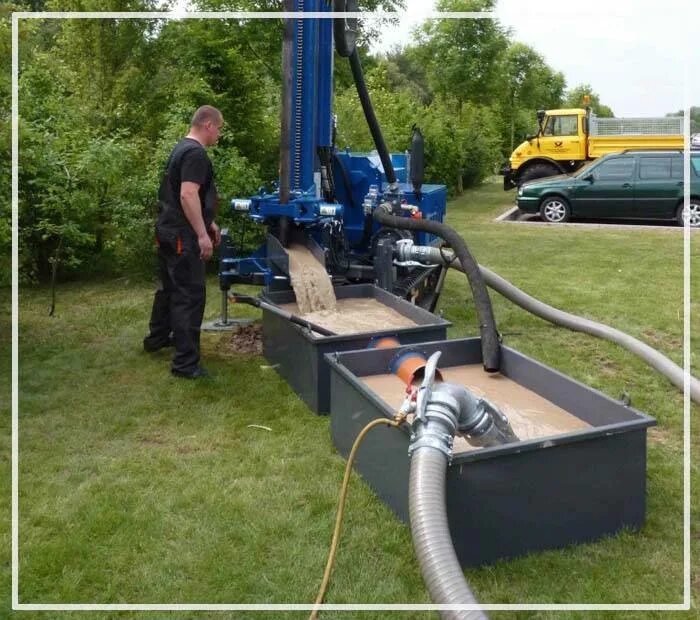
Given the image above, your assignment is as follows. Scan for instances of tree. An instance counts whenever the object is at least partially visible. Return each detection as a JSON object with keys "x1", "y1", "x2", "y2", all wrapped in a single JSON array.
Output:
[
  {"x1": 499, "y1": 42, "x2": 565, "y2": 151},
  {"x1": 666, "y1": 108, "x2": 700, "y2": 134},
  {"x1": 411, "y1": 0, "x2": 508, "y2": 110},
  {"x1": 564, "y1": 84, "x2": 614, "y2": 117}
]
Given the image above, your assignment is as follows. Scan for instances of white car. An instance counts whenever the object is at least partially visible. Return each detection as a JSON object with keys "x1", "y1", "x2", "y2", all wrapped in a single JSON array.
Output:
[{"x1": 691, "y1": 133, "x2": 700, "y2": 147}]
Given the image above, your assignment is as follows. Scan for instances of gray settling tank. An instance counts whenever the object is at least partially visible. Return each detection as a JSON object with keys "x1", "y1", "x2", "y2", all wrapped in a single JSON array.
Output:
[
  {"x1": 326, "y1": 337, "x2": 656, "y2": 566},
  {"x1": 261, "y1": 284, "x2": 450, "y2": 414}
]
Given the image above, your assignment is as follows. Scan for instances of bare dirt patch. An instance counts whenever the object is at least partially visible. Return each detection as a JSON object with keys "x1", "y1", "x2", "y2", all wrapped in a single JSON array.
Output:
[
  {"x1": 218, "y1": 322, "x2": 263, "y2": 356},
  {"x1": 641, "y1": 328, "x2": 682, "y2": 352},
  {"x1": 138, "y1": 432, "x2": 167, "y2": 447}
]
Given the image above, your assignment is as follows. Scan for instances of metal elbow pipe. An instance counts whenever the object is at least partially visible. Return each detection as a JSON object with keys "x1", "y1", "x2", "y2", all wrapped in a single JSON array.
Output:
[{"x1": 434, "y1": 383, "x2": 519, "y2": 448}]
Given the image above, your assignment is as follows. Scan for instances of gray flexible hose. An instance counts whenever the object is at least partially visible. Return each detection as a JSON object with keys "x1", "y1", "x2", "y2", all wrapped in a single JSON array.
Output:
[
  {"x1": 478, "y1": 265, "x2": 700, "y2": 404},
  {"x1": 409, "y1": 448, "x2": 487, "y2": 620},
  {"x1": 407, "y1": 243, "x2": 699, "y2": 403}
]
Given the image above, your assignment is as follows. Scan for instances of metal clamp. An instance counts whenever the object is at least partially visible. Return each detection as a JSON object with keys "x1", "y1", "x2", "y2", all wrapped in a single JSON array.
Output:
[{"x1": 414, "y1": 351, "x2": 442, "y2": 424}]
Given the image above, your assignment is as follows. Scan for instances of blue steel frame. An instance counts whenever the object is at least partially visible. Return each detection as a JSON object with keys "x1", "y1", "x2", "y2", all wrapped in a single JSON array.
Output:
[
  {"x1": 249, "y1": 0, "x2": 333, "y2": 221},
  {"x1": 220, "y1": 0, "x2": 447, "y2": 287}
]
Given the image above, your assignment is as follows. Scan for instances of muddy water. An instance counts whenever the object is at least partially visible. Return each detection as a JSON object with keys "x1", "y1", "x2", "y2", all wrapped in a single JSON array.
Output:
[
  {"x1": 361, "y1": 364, "x2": 589, "y2": 454},
  {"x1": 285, "y1": 243, "x2": 336, "y2": 314},
  {"x1": 280, "y1": 298, "x2": 417, "y2": 335}
]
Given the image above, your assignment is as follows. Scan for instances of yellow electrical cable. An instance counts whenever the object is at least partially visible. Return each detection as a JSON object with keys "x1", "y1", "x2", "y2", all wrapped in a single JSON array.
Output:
[{"x1": 309, "y1": 412, "x2": 407, "y2": 620}]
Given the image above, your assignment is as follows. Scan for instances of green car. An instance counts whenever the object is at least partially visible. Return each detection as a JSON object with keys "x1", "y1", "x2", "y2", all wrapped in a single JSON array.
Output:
[{"x1": 517, "y1": 150, "x2": 700, "y2": 227}]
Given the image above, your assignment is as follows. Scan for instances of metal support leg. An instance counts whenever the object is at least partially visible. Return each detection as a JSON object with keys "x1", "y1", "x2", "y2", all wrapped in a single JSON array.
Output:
[
  {"x1": 221, "y1": 289, "x2": 229, "y2": 325},
  {"x1": 201, "y1": 286, "x2": 255, "y2": 332}
]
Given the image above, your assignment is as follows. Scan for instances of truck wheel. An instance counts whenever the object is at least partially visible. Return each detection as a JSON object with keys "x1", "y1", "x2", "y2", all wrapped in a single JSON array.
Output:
[
  {"x1": 540, "y1": 196, "x2": 571, "y2": 223},
  {"x1": 677, "y1": 201, "x2": 700, "y2": 227},
  {"x1": 518, "y1": 163, "x2": 561, "y2": 185}
]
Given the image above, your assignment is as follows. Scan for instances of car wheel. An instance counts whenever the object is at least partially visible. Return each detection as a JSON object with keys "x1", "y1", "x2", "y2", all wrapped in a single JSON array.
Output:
[
  {"x1": 518, "y1": 162, "x2": 561, "y2": 185},
  {"x1": 677, "y1": 201, "x2": 700, "y2": 227},
  {"x1": 540, "y1": 196, "x2": 571, "y2": 223}
]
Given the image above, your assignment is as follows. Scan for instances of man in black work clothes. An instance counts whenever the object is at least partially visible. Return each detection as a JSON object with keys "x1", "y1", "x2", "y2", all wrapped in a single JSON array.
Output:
[{"x1": 143, "y1": 105, "x2": 223, "y2": 378}]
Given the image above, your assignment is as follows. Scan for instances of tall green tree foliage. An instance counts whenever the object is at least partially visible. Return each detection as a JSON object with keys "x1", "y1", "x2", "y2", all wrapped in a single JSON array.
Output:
[
  {"x1": 13, "y1": 9, "x2": 271, "y2": 286},
  {"x1": 0, "y1": 5, "x2": 14, "y2": 283},
  {"x1": 412, "y1": 0, "x2": 507, "y2": 109},
  {"x1": 17, "y1": 5, "x2": 166, "y2": 283},
  {"x1": 419, "y1": 97, "x2": 501, "y2": 192},
  {"x1": 499, "y1": 42, "x2": 565, "y2": 152},
  {"x1": 666, "y1": 107, "x2": 699, "y2": 134},
  {"x1": 564, "y1": 84, "x2": 614, "y2": 117}
]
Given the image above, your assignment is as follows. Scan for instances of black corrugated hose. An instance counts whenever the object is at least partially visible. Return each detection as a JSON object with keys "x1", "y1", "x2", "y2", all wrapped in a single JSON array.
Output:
[
  {"x1": 343, "y1": 40, "x2": 499, "y2": 369},
  {"x1": 373, "y1": 208, "x2": 501, "y2": 372},
  {"x1": 348, "y1": 49, "x2": 397, "y2": 186}
]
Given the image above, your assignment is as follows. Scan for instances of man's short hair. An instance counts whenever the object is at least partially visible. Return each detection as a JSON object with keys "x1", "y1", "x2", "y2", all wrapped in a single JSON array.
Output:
[{"x1": 191, "y1": 105, "x2": 223, "y2": 127}]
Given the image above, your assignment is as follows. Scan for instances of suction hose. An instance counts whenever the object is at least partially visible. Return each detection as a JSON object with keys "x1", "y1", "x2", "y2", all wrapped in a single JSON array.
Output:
[
  {"x1": 409, "y1": 450, "x2": 486, "y2": 620},
  {"x1": 373, "y1": 208, "x2": 501, "y2": 372},
  {"x1": 479, "y1": 265, "x2": 700, "y2": 403},
  {"x1": 398, "y1": 242, "x2": 700, "y2": 402},
  {"x1": 408, "y1": 353, "x2": 489, "y2": 620}
]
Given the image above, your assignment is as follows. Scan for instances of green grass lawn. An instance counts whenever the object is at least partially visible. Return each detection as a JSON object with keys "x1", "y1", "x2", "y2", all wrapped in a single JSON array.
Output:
[{"x1": 2, "y1": 180, "x2": 699, "y2": 619}]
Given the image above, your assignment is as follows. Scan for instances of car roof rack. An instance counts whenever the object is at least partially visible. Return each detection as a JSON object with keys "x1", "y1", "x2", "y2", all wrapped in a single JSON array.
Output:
[{"x1": 620, "y1": 149, "x2": 684, "y2": 154}]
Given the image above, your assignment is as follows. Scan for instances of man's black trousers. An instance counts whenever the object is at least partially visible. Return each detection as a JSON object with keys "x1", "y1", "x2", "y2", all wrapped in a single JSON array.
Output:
[{"x1": 145, "y1": 226, "x2": 206, "y2": 374}]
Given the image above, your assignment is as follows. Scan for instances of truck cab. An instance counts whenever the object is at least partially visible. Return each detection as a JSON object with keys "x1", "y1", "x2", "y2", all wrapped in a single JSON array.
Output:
[
  {"x1": 535, "y1": 109, "x2": 588, "y2": 163},
  {"x1": 502, "y1": 108, "x2": 588, "y2": 190}
]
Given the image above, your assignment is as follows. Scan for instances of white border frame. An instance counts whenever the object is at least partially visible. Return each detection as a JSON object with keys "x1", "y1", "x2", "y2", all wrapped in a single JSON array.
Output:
[{"x1": 10, "y1": 9, "x2": 691, "y2": 613}]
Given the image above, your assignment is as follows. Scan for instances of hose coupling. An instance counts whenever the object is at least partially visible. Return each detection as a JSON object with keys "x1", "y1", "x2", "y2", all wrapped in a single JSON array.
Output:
[
  {"x1": 409, "y1": 352, "x2": 458, "y2": 460},
  {"x1": 457, "y1": 393, "x2": 519, "y2": 448},
  {"x1": 395, "y1": 239, "x2": 444, "y2": 265},
  {"x1": 407, "y1": 352, "x2": 519, "y2": 458}
]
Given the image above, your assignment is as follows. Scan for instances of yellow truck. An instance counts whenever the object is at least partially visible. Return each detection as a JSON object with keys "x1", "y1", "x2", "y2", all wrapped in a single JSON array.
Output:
[{"x1": 501, "y1": 107, "x2": 684, "y2": 189}]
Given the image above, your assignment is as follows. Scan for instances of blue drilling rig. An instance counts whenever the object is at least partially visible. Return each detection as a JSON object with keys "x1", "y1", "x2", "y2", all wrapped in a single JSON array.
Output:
[{"x1": 217, "y1": 0, "x2": 448, "y2": 316}]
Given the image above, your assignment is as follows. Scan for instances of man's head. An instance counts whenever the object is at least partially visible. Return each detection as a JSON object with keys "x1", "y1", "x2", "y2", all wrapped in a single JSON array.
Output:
[{"x1": 189, "y1": 105, "x2": 224, "y2": 147}]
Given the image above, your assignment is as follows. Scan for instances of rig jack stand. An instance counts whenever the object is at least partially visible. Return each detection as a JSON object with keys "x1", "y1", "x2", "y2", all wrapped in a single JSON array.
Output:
[{"x1": 201, "y1": 288, "x2": 255, "y2": 332}]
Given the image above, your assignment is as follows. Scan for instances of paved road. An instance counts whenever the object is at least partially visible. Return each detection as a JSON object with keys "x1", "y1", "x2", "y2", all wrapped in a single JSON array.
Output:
[{"x1": 497, "y1": 207, "x2": 696, "y2": 232}]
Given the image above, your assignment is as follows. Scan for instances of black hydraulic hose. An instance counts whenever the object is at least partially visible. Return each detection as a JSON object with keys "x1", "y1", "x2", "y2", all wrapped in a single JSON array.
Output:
[
  {"x1": 373, "y1": 209, "x2": 500, "y2": 372},
  {"x1": 348, "y1": 49, "x2": 397, "y2": 186},
  {"x1": 230, "y1": 294, "x2": 336, "y2": 337}
]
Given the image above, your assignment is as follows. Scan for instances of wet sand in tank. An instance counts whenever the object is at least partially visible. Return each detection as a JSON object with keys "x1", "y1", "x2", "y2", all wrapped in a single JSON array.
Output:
[
  {"x1": 285, "y1": 243, "x2": 337, "y2": 314},
  {"x1": 280, "y1": 298, "x2": 417, "y2": 335},
  {"x1": 361, "y1": 364, "x2": 589, "y2": 454}
]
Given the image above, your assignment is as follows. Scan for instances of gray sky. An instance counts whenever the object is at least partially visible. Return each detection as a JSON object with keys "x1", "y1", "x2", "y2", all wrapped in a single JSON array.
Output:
[{"x1": 370, "y1": 0, "x2": 699, "y2": 117}]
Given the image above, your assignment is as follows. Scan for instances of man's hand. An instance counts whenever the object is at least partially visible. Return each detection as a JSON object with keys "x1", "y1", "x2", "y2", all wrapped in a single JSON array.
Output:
[
  {"x1": 198, "y1": 233, "x2": 214, "y2": 261},
  {"x1": 208, "y1": 221, "x2": 221, "y2": 248}
]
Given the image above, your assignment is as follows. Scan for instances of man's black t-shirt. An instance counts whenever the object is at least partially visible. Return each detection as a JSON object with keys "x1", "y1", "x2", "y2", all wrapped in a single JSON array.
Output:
[{"x1": 157, "y1": 138, "x2": 217, "y2": 231}]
